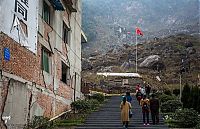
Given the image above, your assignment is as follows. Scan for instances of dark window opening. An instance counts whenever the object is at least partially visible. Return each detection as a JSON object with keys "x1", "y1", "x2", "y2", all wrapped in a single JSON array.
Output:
[
  {"x1": 61, "y1": 61, "x2": 70, "y2": 84},
  {"x1": 42, "y1": 48, "x2": 50, "y2": 73},
  {"x1": 63, "y1": 21, "x2": 70, "y2": 43},
  {"x1": 43, "y1": 1, "x2": 50, "y2": 24}
]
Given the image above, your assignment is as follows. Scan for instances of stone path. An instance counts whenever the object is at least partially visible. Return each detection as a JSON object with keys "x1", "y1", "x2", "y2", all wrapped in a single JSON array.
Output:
[{"x1": 75, "y1": 96, "x2": 169, "y2": 129}]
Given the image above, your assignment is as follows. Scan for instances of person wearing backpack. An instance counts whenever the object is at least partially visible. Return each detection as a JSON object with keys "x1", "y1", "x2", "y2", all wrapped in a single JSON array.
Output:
[
  {"x1": 120, "y1": 96, "x2": 132, "y2": 129},
  {"x1": 140, "y1": 95, "x2": 150, "y2": 126},
  {"x1": 136, "y1": 90, "x2": 142, "y2": 104},
  {"x1": 126, "y1": 92, "x2": 132, "y2": 103}
]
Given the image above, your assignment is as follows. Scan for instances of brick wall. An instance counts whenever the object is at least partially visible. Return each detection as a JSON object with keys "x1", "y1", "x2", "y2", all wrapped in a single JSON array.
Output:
[
  {"x1": 0, "y1": 32, "x2": 73, "y2": 119},
  {"x1": 1, "y1": 33, "x2": 39, "y2": 83}
]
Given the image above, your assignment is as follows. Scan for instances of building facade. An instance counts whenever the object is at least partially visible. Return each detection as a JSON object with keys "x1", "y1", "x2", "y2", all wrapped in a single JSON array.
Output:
[{"x1": 0, "y1": 0, "x2": 86, "y2": 128}]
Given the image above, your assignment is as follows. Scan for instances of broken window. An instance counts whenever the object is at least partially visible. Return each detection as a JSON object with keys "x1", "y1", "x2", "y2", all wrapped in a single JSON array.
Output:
[
  {"x1": 42, "y1": 48, "x2": 51, "y2": 73},
  {"x1": 61, "y1": 61, "x2": 70, "y2": 84},
  {"x1": 43, "y1": 1, "x2": 50, "y2": 24},
  {"x1": 19, "y1": 20, "x2": 28, "y2": 36},
  {"x1": 63, "y1": 21, "x2": 70, "y2": 44}
]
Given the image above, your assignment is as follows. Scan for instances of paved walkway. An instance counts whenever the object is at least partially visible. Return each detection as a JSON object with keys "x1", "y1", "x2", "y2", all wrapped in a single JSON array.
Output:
[{"x1": 75, "y1": 96, "x2": 169, "y2": 129}]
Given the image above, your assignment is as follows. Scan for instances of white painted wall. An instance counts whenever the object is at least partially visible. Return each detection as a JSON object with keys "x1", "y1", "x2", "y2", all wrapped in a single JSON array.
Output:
[
  {"x1": 69, "y1": 0, "x2": 82, "y2": 98},
  {"x1": 0, "y1": 0, "x2": 38, "y2": 53}
]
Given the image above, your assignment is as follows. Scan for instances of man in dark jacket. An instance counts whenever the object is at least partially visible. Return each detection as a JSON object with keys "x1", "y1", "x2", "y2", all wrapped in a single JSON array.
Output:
[{"x1": 150, "y1": 94, "x2": 159, "y2": 125}]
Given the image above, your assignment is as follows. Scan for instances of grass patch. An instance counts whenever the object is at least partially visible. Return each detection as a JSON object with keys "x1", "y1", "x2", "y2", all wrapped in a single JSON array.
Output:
[{"x1": 54, "y1": 118, "x2": 85, "y2": 127}]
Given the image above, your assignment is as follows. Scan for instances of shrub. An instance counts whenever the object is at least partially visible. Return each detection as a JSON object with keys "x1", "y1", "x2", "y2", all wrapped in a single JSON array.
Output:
[
  {"x1": 173, "y1": 108, "x2": 199, "y2": 128},
  {"x1": 87, "y1": 99, "x2": 100, "y2": 111},
  {"x1": 195, "y1": 123, "x2": 200, "y2": 129},
  {"x1": 71, "y1": 99, "x2": 100, "y2": 113},
  {"x1": 91, "y1": 93, "x2": 105, "y2": 103},
  {"x1": 181, "y1": 83, "x2": 191, "y2": 108},
  {"x1": 71, "y1": 100, "x2": 89, "y2": 113},
  {"x1": 173, "y1": 89, "x2": 180, "y2": 96},
  {"x1": 24, "y1": 116, "x2": 54, "y2": 129},
  {"x1": 159, "y1": 93, "x2": 176, "y2": 104},
  {"x1": 164, "y1": 90, "x2": 172, "y2": 96},
  {"x1": 191, "y1": 86, "x2": 200, "y2": 111},
  {"x1": 161, "y1": 100, "x2": 182, "y2": 113}
]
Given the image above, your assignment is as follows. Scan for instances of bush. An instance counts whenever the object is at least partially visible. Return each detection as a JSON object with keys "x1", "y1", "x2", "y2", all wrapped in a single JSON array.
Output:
[
  {"x1": 71, "y1": 99, "x2": 100, "y2": 113},
  {"x1": 159, "y1": 93, "x2": 176, "y2": 104},
  {"x1": 91, "y1": 93, "x2": 105, "y2": 103},
  {"x1": 173, "y1": 89, "x2": 180, "y2": 96},
  {"x1": 195, "y1": 123, "x2": 200, "y2": 129},
  {"x1": 173, "y1": 108, "x2": 199, "y2": 128},
  {"x1": 24, "y1": 116, "x2": 54, "y2": 129},
  {"x1": 164, "y1": 90, "x2": 172, "y2": 96},
  {"x1": 181, "y1": 83, "x2": 191, "y2": 108},
  {"x1": 87, "y1": 99, "x2": 100, "y2": 111},
  {"x1": 161, "y1": 100, "x2": 182, "y2": 113}
]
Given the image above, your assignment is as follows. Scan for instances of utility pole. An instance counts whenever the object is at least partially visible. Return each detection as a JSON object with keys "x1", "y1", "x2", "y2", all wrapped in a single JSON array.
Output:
[{"x1": 179, "y1": 74, "x2": 182, "y2": 101}]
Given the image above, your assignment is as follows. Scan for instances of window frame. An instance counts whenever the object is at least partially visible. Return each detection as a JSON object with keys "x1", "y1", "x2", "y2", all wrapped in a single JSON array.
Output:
[
  {"x1": 42, "y1": 48, "x2": 51, "y2": 73},
  {"x1": 43, "y1": 1, "x2": 51, "y2": 24},
  {"x1": 62, "y1": 21, "x2": 70, "y2": 44},
  {"x1": 61, "y1": 61, "x2": 70, "y2": 85}
]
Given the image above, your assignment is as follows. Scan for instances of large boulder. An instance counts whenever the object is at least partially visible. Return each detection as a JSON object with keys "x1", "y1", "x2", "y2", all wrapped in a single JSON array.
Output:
[
  {"x1": 184, "y1": 42, "x2": 193, "y2": 48},
  {"x1": 186, "y1": 47, "x2": 196, "y2": 54},
  {"x1": 139, "y1": 55, "x2": 161, "y2": 68}
]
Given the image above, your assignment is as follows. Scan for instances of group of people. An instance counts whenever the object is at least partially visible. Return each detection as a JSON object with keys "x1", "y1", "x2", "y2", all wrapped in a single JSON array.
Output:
[{"x1": 120, "y1": 84, "x2": 159, "y2": 129}]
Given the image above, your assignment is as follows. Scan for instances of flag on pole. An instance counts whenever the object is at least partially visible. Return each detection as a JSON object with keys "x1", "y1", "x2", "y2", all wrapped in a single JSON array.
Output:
[{"x1": 136, "y1": 27, "x2": 143, "y2": 36}]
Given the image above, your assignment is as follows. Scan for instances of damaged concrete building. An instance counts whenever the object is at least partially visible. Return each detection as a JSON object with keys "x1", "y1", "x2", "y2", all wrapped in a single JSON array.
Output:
[{"x1": 0, "y1": 0, "x2": 87, "y2": 128}]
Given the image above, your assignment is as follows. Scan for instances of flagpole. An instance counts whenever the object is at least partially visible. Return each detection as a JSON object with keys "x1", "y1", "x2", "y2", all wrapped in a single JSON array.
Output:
[{"x1": 136, "y1": 33, "x2": 138, "y2": 73}]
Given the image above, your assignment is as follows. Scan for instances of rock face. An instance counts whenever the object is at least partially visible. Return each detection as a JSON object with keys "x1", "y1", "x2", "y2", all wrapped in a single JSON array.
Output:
[
  {"x1": 186, "y1": 47, "x2": 196, "y2": 54},
  {"x1": 82, "y1": 58, "x2": 93, "y2": 70},
  {"x1": 184, "y1": 42, "x2": 193, "y2": 48},
  {"x1": 139, "y1": 55, "x2": 161, "y2": 68}
]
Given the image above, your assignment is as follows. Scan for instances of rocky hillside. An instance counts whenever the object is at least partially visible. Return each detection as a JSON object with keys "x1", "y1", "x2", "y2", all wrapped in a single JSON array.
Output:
[
  {"x1": 82, "y1": 0, "x2": 200, "y2": 55},
  {"x1": 82, "y1": 34, "x2": 200, "y2": 90}
]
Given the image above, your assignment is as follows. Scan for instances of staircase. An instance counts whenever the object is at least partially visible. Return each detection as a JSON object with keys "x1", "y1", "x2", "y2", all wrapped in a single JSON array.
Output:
[{"x1": 75, "y1": 96, "x2": 169, "y2": 129}]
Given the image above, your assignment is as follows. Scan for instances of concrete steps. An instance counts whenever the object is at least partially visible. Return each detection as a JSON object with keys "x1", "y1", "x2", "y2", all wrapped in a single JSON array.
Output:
[{"x1": 75, "y1": 96, "x2": 169, "y2": 129}]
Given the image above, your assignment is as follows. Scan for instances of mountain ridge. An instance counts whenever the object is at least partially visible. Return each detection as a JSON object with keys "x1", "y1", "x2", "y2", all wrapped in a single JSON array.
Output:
[{"x1": 82, "y1": 0, "x2": 200, "y2": 56}]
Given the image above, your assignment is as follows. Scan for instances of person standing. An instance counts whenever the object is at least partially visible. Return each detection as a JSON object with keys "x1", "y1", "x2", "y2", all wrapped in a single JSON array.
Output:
[
  {"x1": 126, "y1": 92, "x2": 132, "y2": 103},
  {"x1": 136, "y1": 84, "x2": 141, "y2": 93},
  {"x1": 140, "y1": 86, "x2": 146, "y2": 96},
  {"x1": 145, "y1": 84, "x2": 151, "y2": 98},
  {"x1": 150, "y1": 94, "x2": 159, "y2": 125},
  {"x1": 136, "y1": 90, "x2": 142, "y2": 104},
  {"x1": 140, "y1": 95, "x2": 150, "y2": 126},
  {"x1": 120, "y1": 96, "x2": 132, "y2": 129}
]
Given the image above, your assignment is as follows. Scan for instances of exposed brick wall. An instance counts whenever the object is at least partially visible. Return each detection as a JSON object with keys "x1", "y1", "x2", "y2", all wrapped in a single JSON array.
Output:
[
  {"x1": 57, "y1": 81, "x2": 73, "y2": 100},
  {"x1": 1, "y1": 33, "x2": 39, "y2": 83},
  {"x1": 0, "y1": 4, "x2": 80, "y2": 121},
  {"x1": 55, "y1": 101, "x2": 70, "y2": 116},
  {"x1": 43, "y1": 22, "x2": 53, "y2": 42},
  {"x1": 36, "y1": 93, "x2": 53, "y2": 118},
  {"x1": 0, "y1": 32, "x2": 74, "y2": 118}
]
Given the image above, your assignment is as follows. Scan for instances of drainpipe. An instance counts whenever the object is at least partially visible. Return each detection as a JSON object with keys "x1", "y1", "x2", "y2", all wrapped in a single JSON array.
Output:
[{"x1": 74, "y1": 72, "x2": 76, "y2": 102}]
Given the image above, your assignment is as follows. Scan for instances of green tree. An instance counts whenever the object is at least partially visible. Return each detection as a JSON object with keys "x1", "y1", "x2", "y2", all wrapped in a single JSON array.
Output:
[
  {"x1": 173, "y1": 108, "x2": 199, "y2": 128},
  {"x1": 196, "y1": 87, "x2": 200, "y2": 113},
  {"x1": 181, "y1": 83, "x2": 191, "y2": 108},
  {"x1": 191, "y1": 86, "x2": 199, "y2": 111}
]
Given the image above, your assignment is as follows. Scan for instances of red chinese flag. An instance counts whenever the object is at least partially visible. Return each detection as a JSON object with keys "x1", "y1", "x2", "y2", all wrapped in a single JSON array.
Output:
[{"x1": 136, "y1": 27, "x2": 143, "y2": 36}]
